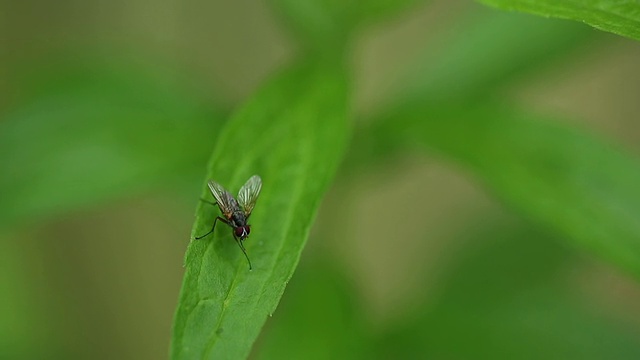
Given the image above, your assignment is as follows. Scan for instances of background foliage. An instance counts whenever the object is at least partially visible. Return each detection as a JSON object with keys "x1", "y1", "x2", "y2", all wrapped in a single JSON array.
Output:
[{"x1": 2, "y1": 0, "x2": 640, "y2": 359}]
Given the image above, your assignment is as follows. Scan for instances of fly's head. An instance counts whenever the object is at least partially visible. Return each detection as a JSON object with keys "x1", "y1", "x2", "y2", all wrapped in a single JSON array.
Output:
[{"x1": 234, "y1": 225, "x2": 251, "y2": 240}]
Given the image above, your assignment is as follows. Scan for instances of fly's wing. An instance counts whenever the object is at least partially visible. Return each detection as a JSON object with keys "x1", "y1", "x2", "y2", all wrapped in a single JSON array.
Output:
[
  {"x1": 207, "y1": 180, "x2": 235, "y2": 218},
  {"x1": 237, "y1": 175, "x2": 262, "y2": 217}
]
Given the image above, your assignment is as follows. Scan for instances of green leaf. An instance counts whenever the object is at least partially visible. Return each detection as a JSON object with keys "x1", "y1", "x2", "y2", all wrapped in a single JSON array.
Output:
[
  {"x1": 253, "y1": 258, "x2": 372, "y2": 360},
  {"x1": 0, "y1": 240, "x2": 70, "y2": 359},
  {"x1": 170, "y1": 61, "x2": 349, "y2": 359},
  {"x1": 379, "y1": 224, "x2": 640, "y2": 359},
  {"x1": 0, "y1": 57, "x2": 222, "y2": 227},
  {"x1": 356, "y1": 102, "x2": 640, "y2": 278},
  {"x1": 398, "y1": 8, "x2": 593, "y2": 103},
  {"x1": 476, "y1": 0, "x2": 640, "y2": 41},
  {"x1": 269, "y1": 0, "x2": 421, "y2": 51}
]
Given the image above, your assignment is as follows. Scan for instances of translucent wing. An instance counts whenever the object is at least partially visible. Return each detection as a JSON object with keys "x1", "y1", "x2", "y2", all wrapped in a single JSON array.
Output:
[
  {"x1": 207, "y1": 180, "x2": 235, "y2": 217},
  {"x1": 237, "y1": 175, "x2": 262, "y2": 217}
]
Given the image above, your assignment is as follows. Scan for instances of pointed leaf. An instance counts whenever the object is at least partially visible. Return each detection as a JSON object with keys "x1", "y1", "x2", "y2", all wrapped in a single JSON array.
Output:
[
  {"x1": 170, "y1": 61, "x2": 349, "y2": 359},
  {"x1": 477, "y1": 0, "x2": 640, "y2": 41}
]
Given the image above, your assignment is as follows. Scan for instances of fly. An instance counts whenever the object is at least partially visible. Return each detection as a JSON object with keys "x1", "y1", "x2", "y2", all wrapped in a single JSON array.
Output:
[{"x1": 196, "y1": 175, "x2": 262, "y2": 270}]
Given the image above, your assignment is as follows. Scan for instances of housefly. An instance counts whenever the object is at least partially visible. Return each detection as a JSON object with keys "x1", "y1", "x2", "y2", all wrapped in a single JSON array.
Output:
[{"x1": 196, "y1": 175, "x2": 262, "y2": 270}]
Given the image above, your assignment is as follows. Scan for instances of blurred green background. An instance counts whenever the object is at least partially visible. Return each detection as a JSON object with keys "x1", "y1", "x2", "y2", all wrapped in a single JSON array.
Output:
[{"x1": 2, "y1": 0, "x2": 640, "y2": 359}]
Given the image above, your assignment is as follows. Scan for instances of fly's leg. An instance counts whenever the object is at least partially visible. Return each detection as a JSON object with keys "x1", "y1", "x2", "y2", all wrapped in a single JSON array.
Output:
[
  {"x1": 195, "y1": 216, "x2": 228, "y2": 240},
  {"x1": 199, "y1": 198, "x2": 218, "y2": 207},
  {"x1": 233, "y1": 235, "x2": 253, "y2": 270}
]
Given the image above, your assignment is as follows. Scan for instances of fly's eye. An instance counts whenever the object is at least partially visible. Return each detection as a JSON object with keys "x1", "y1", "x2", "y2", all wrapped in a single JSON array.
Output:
[
  {"x1": 234, "y1": 227, "x2": 245, "y2": 238},
  {"x1": 235, "y1": 226, "x2": 250, "y2": 239}
]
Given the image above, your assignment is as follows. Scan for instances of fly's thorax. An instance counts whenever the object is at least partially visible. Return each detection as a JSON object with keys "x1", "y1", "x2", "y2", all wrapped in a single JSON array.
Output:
[
  {"x1": 231, "y1": 211, "x2": 247, "y2": 227},
  {"x1": 228, "y1": 196, "x2": 240, "y2": 209}
]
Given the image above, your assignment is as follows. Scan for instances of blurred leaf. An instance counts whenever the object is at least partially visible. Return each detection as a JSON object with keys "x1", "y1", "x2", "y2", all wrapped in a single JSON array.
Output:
[
  {"x1": 253, "y1": 258, "x2": 371, "y2": 360},
  {"x1": 269, "y1": 0, "x2": 421, "y2": 52},
  {"x1": 354, "y1": 102, "x2": 640, "y2": 279},
  {"x1": 352, "y1": 0, "x2": 423, "y2": 22},
  {"x1": 399, "y1": 9, "x2": 593, "y2": 103},
  {"x1": 170, "y1": 60, "x2": 349, "y2": 360},
  {"x1": 0, "y1": 57, "x2": 223, "y2": 228},
  {"x1": 379, "y1": 224, "x2": 640, "y2": 359},
  {"x1": 0, "y1": 239, "x2": 69, "y2": 360},
  {"x1": 476, "y1": 0, "x2": 640, "y2": 41}
]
